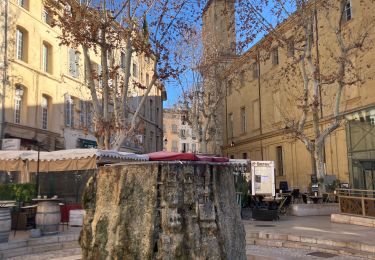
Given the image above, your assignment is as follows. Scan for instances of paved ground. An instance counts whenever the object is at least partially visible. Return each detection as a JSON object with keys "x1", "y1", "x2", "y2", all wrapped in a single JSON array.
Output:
[
  {"x1": 7, "y1": 248, "x2": 81, "y2": 260},
  {"x1": 8, "y1": 226, "x2": 81, "y2": 242},
  {"x1": 6, "y1": 245, "x2": 366, "y2": 260},
  {"x1": 5, "y1": 215, "x2": 374, "y2": 259},
  {"x1": 243, "y1": 215, "x2": 375, "y2": 245},
  {"x1": 246, "y1": 245, "x2": 366, "y2": 260}
]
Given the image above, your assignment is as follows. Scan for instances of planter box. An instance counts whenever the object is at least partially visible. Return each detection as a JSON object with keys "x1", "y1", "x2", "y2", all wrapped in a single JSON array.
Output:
[{"x1": 291, "y1": 203, "x2": 339, "y2": 216}]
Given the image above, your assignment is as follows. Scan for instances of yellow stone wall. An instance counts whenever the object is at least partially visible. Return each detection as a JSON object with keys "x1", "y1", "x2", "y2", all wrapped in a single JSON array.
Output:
[
  {"x1": 0, "y1": 0, "x2": 164, "y2": 152},
  {"x1": 203, "y1": 0, "x2": 375, "y2": 189}
]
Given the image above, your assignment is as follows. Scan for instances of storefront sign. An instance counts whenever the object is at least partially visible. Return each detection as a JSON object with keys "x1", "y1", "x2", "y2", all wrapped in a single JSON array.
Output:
[{"x1": 2, "y1": 139, "x2": 21, "y2": 150}]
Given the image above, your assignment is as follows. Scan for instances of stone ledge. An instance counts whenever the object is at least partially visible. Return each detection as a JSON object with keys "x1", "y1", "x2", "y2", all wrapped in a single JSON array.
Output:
[
  {"x1": 331, "y1": 213, "x2": 375, "y2": 228},
  {"x1": 0, "y1": 233, "x2": 80, "y2": 259},
  {"x1": 291, "y1": 203, "x2": 339, "y2": 216},
  {"x1": 246, "y1": 231, "x2": 375, "y2": 255},
  {"x1": 247, "y1": 238, "x2": 375, "y2": 259}
]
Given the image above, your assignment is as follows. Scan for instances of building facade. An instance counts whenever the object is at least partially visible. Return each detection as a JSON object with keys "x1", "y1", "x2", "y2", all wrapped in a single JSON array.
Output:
[
  {"x1": 0, "y1": 0, "x2": 165, "y2": 153},
  {"x1": 203, "y1": 0, "x2": 375, "y2": 190},
  {"x1": 163, "y1": 108, "x2": 200, "y2": 153}
]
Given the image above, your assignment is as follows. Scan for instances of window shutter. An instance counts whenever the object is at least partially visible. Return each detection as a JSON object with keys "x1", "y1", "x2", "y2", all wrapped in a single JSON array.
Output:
[
  {"x1": 69, "y1": 49, "x2": 75, "y2": 77},
  {"x1": 75, "y1": 52, "x2": 80, "y2": 78}
]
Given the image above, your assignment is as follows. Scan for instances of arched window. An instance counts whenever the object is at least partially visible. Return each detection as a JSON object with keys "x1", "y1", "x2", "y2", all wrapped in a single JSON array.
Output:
[
  {"x1": 14, "y1": 85, "x2": 25, "y2": 124},
  {"x1": 16, "y1": 26, "x2": 28, "y2": 62},
  {"x1": 41, "y1": 95, "x2": 49, "y2": 130}
]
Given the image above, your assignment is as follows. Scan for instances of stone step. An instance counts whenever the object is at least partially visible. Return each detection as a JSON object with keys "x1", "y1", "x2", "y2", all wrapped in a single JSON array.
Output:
[
  {"x1": 0, "y1": 234, "x2": 79, "y2": 260},
  {"x1": 246, "y1": 238, "x2": 375, "y2": 259},
  {"x1": 246, "y1": 231, "x2": 375, "y2": 254}
]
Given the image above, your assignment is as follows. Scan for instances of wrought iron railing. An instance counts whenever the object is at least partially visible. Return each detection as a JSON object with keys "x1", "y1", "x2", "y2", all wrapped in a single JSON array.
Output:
[{"x1": 336, "y1": 189, "x2": 375, "y2": 218}]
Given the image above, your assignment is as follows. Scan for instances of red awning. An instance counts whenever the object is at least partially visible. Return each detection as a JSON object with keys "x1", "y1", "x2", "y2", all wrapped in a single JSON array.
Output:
[{"x1": 148, "y1": 151, "x2": 229, "y2": 162}]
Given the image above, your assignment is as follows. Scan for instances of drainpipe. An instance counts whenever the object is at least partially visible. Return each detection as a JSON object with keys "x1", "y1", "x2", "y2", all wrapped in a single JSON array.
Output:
[
  {"x1": 1, "y1": 0, "x2": 9, "y2": 142},
  {"x1": 257, "y1": 50, "x2": 264, "y2": 160}
]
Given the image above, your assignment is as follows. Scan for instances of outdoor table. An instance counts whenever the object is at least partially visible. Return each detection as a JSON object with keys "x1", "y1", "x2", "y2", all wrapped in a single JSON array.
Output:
[
  {"x1": 263, "y1": 197, "x2": 283, "y2": 202},
  {"x1": 32, "y1": 198, "x2": 61, "y2": 235}
]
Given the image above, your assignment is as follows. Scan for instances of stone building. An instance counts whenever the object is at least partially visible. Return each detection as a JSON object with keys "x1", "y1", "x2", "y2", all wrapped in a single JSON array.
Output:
[
  {"x1": 202, "y1": 0, "x2": 375, "y2": 190},
  {"x1": 0, "y1": 0, "x2": 165, "y2": 152},
  {"x1": 163, "y1": 108, "x2": 200, "y2": 153}
]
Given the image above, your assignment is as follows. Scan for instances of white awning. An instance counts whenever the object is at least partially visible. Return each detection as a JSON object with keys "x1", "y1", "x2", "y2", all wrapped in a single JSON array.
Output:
[{"x1": 0, "y1": 149, "x2": 149, "y2": 173}]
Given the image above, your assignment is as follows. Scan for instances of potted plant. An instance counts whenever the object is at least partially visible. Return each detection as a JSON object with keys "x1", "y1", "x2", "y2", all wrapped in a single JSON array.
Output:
[{"x1": 0, "y1": 184, "x2": 36, "y2": 230}]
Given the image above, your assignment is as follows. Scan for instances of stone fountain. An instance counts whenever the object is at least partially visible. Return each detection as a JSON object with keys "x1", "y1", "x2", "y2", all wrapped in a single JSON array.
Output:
[{"x1": 79, "y1": 162, "x2": 246, "y2": 259}]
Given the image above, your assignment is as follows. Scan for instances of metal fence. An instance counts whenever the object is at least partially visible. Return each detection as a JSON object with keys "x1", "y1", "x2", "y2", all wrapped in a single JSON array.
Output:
[{"x1": 337, "y1": 188, "x2": 375, "y2": 218}]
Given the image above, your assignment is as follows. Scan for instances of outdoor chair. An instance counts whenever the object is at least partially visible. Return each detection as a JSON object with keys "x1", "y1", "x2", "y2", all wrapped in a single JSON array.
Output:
[{"x1": 291, "y1": 189, "x2": 302, "y2": 204}]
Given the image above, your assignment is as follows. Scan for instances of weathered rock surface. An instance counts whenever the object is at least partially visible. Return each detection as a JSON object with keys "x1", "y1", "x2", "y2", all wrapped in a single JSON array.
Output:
[{"x1": 79, "y1": 162, "x2": 246, "y2": 260}]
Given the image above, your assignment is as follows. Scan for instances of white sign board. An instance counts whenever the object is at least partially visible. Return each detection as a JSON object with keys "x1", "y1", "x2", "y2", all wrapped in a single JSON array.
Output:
[
  {"x1": 251, "y1": 161, "x2": 275, "y2": 196},
  {"x1": 2, "y1": 139, "x2": 21, "y2": 150}
]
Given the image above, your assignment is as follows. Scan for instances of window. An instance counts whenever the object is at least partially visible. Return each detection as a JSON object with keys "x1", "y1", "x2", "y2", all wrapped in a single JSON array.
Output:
[
  {"x1": 132, "y1": 63, "x2": 138, "y2": 78},
  {"x1": 276, "y1": 146, "x2": 284, "y2": 176},
  {"x1": 252, "y1": 62, "x2": 259, "y2": 79},
  {"x1": 287, "y1": 41, "x2": 295, "y2": 57},
  {"x1": 156, "y1": 107, "x2": 159, "y2": 125},
  {"x1": 41, "y1": 95, "x2": 49, "y2": 129},
  {"x1": 69, "y1": 48, "x2": 80, "y2": 78},
  {"x1": 42, "y1": 9, "x2": 51, "y2": 25},
  {"x1": 172, "y1": 124, "x2": 177, "y2": 133},
  {"x1": 146, "y1": 73, "x2": 150, "y2": 86},
  {"x1": 172, "y1": 140, "x2": 178, "y2": 152},
  {"x1": 343, "y1": 0, "x2": 352, "y2": 23},
  {"x1": 242, "y1": 153, "x2": 248, "y2": 159},
  {"x1": 240, "y1": 107, "x2": 246, "y2": 134},
  {"x1": 149, "y1": 131, "x2": 154, "y2": 151},
  {"x1": 65, "y1": 94, "x2": 74, "y2": 127},
  {"x1": 180, "y1": 129, "x2": 186, "y2": 139},
  {"x1": 149, "y1": 99, "x2": 154, "y2": 121},
  {"x1": 79, "y1": 100, "x2": 86, "y2": 127},
  {"x1": 240, "y1": 71, "x2": 245, "y2": 88},
  {"x1": 120, "y1": 52, "x2": 126, "y2": 70},
  {"x1": 192, "y1": 143, "x2": 197, "y2": 153},
  {"x1": 16, "y1": 28, "x2": 27, "y2": 62},
  {"x1": 272, "y1": 48, "x2": 279, "y2": 65},
  {"x1": 14, "y1": 85, "x2": 24, "y2": 124},
  {"x1": 17, "y1": 0, "x2": 28, "y2": 10},
  {"x1": 227, "y1": 79, "x2": 233, "y2": 95},
  {"x1": 228, "y1": 113, "x2": 234, "y2": 138},
  {"x1": 42, "y1": 42, "x2": 52, "y2": 73},
  {"x1": 181, "y1": 143, "x2": 188, "y2": 153}
]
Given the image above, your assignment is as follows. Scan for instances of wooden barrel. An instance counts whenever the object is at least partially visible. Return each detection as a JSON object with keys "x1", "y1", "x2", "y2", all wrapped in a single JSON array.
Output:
[
  {"x1": 35, "y1": 201, "x2": 60, "y2": 235},
  {"x1": 0, "y1": 207, "x2": 11, "y2": 243}
]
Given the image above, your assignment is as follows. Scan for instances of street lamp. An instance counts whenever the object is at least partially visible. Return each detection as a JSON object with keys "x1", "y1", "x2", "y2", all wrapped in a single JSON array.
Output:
[{"x1": 15, "y1": 85, "x2": 24, "y2": 97}]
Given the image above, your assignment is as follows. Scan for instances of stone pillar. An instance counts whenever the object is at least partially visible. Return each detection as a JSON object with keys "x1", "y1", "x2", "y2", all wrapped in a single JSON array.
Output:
[{"x1": 79, "y1": 162, "x2": 246, "y2": 260}]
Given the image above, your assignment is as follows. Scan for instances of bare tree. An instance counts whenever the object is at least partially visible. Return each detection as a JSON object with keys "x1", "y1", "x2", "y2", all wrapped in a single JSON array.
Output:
[
  {"x1": 178, "y1": 28, "x2": 228, "y2": 154},
  {"x1": 46, "y1": 0, "x2": 199, "y2": 150},
  {"x1": 237, "y1": 0, "x2": 375, "y2": 181}
]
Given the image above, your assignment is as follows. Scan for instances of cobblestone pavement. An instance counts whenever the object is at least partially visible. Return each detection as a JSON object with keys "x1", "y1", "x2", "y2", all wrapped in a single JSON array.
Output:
[
  {"x1": 7, "y1": 246, "x2": 366, "y2": 260},
  {"x1": 246, "y1": 245, "x2": 366, "y2": 260},
  {"x1": 8, "y1": 248, "x2": 81, "y2": 260}
]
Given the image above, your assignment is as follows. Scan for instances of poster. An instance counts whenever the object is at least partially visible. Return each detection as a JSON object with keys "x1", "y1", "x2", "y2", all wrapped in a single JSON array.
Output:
[{"x1": 251, "y1": 161, "x2": 275, "y2": 196}]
